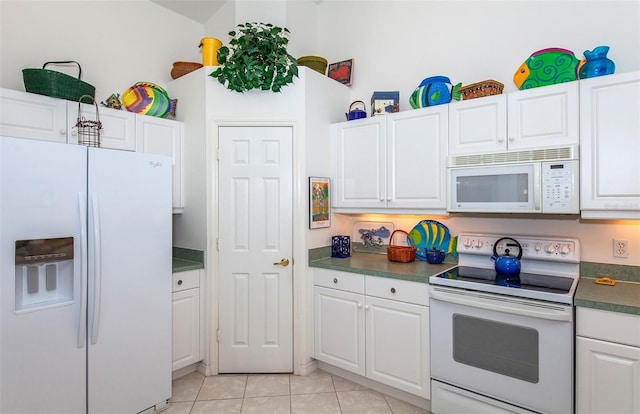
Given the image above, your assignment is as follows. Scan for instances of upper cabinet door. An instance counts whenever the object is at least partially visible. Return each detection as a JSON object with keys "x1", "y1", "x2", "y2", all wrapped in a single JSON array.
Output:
[
  {"x1": 135, "y1": 116, "x2": 184, "y2": 212},
  {"x1": 580, "y1": 71, "x2": 640, "y2": 219},
  {"x1": 387, "y1": 106, "x2": 448, "y2": 209},
  {"x1": 448, "y1": 94, "x2": 507, "y2": 156},
  {"x1": 448, "y1": 82, "x2": 578, "y2": 156},
  {"x1": 507, "y1": 81, "x2": 579, "y2": 152},
  {"x1": 331, "y1": 117, "x2": 386, "y2": 208},
  {"x1": 68, "y1": 102, "x2": 136, "y2": 151},
  {"x1": 0, "y1": 88, "x2": 68, "y2": 143}
]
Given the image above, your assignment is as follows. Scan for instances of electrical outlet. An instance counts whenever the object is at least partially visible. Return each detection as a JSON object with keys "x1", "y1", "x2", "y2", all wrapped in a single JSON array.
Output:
[{"x1": 613, "y1": 239, "x2": 628, "y2": 258}]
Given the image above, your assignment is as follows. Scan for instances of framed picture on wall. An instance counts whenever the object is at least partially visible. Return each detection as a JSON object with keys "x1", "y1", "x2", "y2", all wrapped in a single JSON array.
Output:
[
  {"x1": 328, "y1": 59, "x2": 353, "y2": 86},
  {"x1": 309, "y1": 177, "x2": 330, "y2": 229}
]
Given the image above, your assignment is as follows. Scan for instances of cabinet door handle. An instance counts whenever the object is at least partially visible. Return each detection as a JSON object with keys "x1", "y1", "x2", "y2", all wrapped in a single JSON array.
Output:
[
  {"x1": 177, "y1": 280, "x2": 183, "y2": 285},
  {"x1": 390, "y1": 287, "x2": 396, "y2": 294},
  {"x1": 365, "y1": 305, "x2": 370, "y2": 310},
  {"x1": 508, "y1": 136, "x2": 515, "y2": 142},
  {"x1": 357, "y1": 303, "x2": 362, "y2": 309},
  {"x1": 333, "y1": 278, "x2": 338, "y2": 284}
]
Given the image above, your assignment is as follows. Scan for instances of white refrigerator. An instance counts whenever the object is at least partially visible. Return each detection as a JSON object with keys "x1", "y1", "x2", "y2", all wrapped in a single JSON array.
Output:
[{"x1": 0, "y1": 136, "x2": 172, "y2": 413}]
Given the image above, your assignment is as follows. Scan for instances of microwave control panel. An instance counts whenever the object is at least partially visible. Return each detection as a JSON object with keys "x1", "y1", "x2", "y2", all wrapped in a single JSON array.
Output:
[{"x1": 541, "y1": 160, "x2": 579, "y2": 214}]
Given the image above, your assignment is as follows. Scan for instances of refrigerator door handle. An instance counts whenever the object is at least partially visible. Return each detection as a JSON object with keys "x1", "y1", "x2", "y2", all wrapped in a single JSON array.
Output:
[
  {"x1": 90, "y1": 192, "x2": 102, "y2": 345},
  {"x1": 78, "y1": 193, "x2": 88, "y2": 349}
]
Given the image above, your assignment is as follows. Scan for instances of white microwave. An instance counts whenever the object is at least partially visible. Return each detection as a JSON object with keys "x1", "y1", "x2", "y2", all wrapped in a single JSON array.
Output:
[{"x1": 447, "y1": 148, "x2": 579, "y2": 214}]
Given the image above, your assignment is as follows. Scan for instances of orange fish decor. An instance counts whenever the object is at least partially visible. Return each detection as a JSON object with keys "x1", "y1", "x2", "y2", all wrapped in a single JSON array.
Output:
[{"x1": 121, "y1": 82, "x2": 177, "y2": 118}]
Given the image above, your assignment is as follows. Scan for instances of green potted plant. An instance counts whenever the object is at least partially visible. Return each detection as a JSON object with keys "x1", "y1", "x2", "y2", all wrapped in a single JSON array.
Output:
[{"x1": 210, "y1": 22, "x2": 298, "y2": 93}]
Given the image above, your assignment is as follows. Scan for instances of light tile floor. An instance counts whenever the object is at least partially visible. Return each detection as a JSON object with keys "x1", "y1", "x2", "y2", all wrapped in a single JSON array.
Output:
[{"x1": 167, "y1": 369, "x2": 431, "y2": 414}]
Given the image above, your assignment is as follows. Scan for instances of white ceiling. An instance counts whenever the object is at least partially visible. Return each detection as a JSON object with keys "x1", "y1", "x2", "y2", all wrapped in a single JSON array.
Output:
[{"x1": 150, "y1": 0, "x2": 229, "y2": 24}]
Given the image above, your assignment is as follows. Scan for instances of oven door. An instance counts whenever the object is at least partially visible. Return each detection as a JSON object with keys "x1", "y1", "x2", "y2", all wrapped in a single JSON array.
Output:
[
  {"x1": 447, "y1": 163, "x2": 541, "y2": 213},
  {"x1": 430, "y1": 286, "x2": 573, "y2": 414}
]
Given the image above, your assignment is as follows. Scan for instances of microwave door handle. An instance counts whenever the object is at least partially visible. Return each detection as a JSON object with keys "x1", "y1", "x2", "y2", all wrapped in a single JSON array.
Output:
[
  {"x1": 430, "y1": 287, "x2": 572, "y2": 321},
  {"x1": 533, "y1": 163, "x2": 542, "y2": 212}
]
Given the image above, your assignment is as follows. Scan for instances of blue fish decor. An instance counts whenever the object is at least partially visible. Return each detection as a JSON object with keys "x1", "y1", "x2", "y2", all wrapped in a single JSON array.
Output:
[
  {"x1": 408, "y1": 220, "x2": 457, "y2": 261},
  {"x1": 409, "y1": 76, "x2": 461, "y2": 109}
]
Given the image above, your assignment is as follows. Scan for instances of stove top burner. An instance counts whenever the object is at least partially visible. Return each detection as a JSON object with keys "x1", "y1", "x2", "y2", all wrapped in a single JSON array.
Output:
[{"x1": 434, "y1": 266, "x2": 575, "y2": 295}]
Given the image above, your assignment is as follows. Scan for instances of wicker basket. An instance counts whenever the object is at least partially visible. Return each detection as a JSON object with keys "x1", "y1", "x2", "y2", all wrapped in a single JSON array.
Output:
[
  {"x1": 171, "y1": 61, "x2": 203, "y2": 80},
  {"x1": 387, "y1": 230, "x2": 416, "y2": 263},
  {"x1": 459, "y1": 80, "x2": 504, "y2": 100},
  {"x1": 22, "y1": 61, "x2": 95, "y2": 103}
]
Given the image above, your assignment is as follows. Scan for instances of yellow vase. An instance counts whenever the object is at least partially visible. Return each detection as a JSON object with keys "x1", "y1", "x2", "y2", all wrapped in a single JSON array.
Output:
[{"x1": 199, "y1": 37, "x2": 222, "y2": 66}]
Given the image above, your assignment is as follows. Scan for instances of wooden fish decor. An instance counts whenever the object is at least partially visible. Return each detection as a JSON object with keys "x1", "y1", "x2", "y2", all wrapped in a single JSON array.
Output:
[{"x1": 513, "y1": 48, "x2": 585, "y2": 90}]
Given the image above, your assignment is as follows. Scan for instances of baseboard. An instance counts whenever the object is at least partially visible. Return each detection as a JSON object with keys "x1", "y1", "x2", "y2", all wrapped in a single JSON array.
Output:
[
  {"x1": 171, "y1": 362, "x2": 200, "y2": 380},
  {"x1": 317, "y1": 361, "x2": 431, "y2": 411}
]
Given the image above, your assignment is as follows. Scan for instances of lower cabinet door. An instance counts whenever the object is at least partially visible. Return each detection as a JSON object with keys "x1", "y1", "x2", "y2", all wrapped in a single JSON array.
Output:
[
  {"x1": 314, "y1": 286, "x2": 365, "y2": 376},
  {"x1": 172, "y1": 287, "x2": 200, "y2": 371},
  {"x1": 576, "y1": 336, "x2": 640, "y2": 414},
  {"x1": 365, "y1": 296, "x2": 429, "y2": 398}
]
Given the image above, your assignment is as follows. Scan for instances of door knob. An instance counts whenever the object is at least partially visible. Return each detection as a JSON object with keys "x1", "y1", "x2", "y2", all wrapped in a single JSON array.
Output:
[{"x1": 273, "y1": 258, "x2": 290, "y2": 266}]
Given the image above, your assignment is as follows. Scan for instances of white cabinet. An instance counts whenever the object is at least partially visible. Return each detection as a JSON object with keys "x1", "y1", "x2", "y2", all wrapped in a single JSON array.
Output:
[
  {"x1": 68, "y1": 101, "x2": 136, "y2": 151},
  {"x1": 0, "y1": 88, "x2": 184, "y2": 213},
  {"x1": 576, "y1": 307, "x2": 640, "y2": 414},
  {"x1": 172, "y1": 270, "x2": 203, "y2": 372},
  {"x1": 136, "y1": 116, "x2": 184, "y2": 212},
  {"x1": 579, "y1": 71, "x2": 640, "y2": 219},
  {"x1": 314, "y1": 269, "x2": 430, "y2": 398},
  {"x1": 0, "y1": 88, "x2": 67, "y2": 142},
  {"x1": 331, "y1": 105, "x2": 448, "y2": 213},
  {"x1": 448, "y1": 81, "x2": 579, "y2": 156}
]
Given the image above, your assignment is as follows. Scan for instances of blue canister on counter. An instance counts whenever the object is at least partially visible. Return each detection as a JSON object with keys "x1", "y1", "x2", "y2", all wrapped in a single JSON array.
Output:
[{"x1": 331, "y1": 235, "x2": 351, "y2": 258}]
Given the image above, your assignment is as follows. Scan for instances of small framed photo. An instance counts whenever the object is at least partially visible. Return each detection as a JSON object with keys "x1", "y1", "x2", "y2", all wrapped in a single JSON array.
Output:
[
  {"x1": 309, "y1": 177, "x2": 331, "y2": 229},
  {"x1": 328, "y1": 59, "x2": 353, "y2": 86}
]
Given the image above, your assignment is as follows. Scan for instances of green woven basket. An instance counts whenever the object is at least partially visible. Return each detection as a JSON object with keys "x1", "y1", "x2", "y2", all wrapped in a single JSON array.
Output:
[{"x1": 23, "y1": 61, "x2": 95, "y2": 103}]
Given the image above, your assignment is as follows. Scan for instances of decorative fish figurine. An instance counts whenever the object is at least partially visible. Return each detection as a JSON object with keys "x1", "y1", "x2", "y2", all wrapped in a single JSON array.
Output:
[
  {"x1": 101, "y1": 93, "x2": 122, "y2": 110},
  {"x1": 121, "y1": 82, "x2": 177, "y2": 118},
  {"x1": 409, "y1": 76, "x2": 461, "y2": 109},
  {"x1": 578, "y1": 46, "x2": 615, "y2": 79},
  {"x1": 408, "y1": 220, "x2": 457, "y2": 260},
  {"x1": 513, "y1": 48, "x2": 584, "y2": 90},
  {"x1": 359, "y1": 226, "x2": 391, "y2": 247}
]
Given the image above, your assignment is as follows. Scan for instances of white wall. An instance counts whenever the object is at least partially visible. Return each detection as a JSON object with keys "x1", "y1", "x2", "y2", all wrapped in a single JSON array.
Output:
[
  {"x1": 312, "y1": 1, "x2": 640, "y2": 267},
  {"x1": 316, "y1": 1, "x2": 640, "y2": 111},
  {"x1": 0, "y1": 1, "x2": 204, "y2": 101}
]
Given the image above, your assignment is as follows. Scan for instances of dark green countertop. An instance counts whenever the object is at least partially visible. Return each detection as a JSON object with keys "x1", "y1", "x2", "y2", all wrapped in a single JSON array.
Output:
[
  {"x1": 308, "y1": 248, "x2": 457, "y2": 284},
  {"x1": 575, "y1": 262, "x2": 640, "y2": 315},
  {"x1": 172, "y1": 247, "x2": 205, "y2": 273},
  {"x1": 310, "y1": 249, "x2": 640, "y2": 316}
]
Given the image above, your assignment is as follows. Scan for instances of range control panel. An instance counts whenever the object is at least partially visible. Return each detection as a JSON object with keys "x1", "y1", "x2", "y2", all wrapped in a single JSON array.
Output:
[{"x1": 457, "y1": 233, "x2": 581, "y2": 263}]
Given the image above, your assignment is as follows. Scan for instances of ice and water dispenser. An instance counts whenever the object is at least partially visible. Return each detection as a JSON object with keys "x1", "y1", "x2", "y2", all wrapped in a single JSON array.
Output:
[{"x1": 15, "y1": 237, "x2": 74, "y2": 312}]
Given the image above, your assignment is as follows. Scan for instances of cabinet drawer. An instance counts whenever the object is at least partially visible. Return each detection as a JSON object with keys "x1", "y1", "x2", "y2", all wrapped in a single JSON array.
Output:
[
  {"x1": 365, "y1": 276, "x2": 429, "y2": 306},
  {"x1": 314, "y1": 269, "x2": 364, "y2": 294},
  {"x1": 172, "y1": 270, "x2": 200, "y2": 292},
  {"x1": 577, "y1": 307, "x2": 640, "y2": 347}
]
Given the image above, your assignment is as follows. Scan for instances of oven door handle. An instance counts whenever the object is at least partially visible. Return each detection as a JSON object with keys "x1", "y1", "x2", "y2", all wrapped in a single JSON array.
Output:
[{"x1": 430, "y1": 287, "x2": 572, "y2": 321}]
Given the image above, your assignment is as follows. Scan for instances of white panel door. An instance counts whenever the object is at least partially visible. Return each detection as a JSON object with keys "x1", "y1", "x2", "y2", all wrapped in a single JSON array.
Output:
[
  {"x1": 68, "y1": 102, "x2": 136, "y2": 151},
  {"x1": 0, "y1": 88, "x2": 68, "y2": 142},
  {"x1": 386, "y1": 106, "x2": 448, "y2": 209},
  {"x1": 506, "y1": 81, "x2": 579, "y2": 151},
  {"x1": 332, "y1": 117, "x2": 386, "y2": 208},
  {"x1": 365, "y1": 296, "x2": 429, "y2": 398},
  {"x1": 218, "y1": 126, "x2": 293, "y2": 373},
  {"x1": 314, "y1": 286, "x2": 366, "y2": 376},
  {"x1": 576, "y1": 336, "x2": 640, "y2": 414},
  {"x1": 448, "y1": 94, "x2": 507, "y2": 156}
]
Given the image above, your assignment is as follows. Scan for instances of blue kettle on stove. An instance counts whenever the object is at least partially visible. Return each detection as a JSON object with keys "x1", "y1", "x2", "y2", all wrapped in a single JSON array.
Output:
[{"x1": 491, "y1": 237, "x2": 523, "y2": 286}]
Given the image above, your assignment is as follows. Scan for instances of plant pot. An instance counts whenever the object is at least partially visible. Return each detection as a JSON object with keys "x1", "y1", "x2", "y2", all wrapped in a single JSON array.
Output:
[{"x1": 297, "y1": 56, "x2": 328, "y2": 75}]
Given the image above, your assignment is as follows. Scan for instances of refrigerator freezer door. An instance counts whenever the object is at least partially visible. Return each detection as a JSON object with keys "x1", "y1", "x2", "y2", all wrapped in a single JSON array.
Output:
[
  {"x1": 0, "y1": 137, "x2": 87, "y2": 413},
  {"x1": 86, "y1": 148, "x2": 172, "y2": 413}
]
